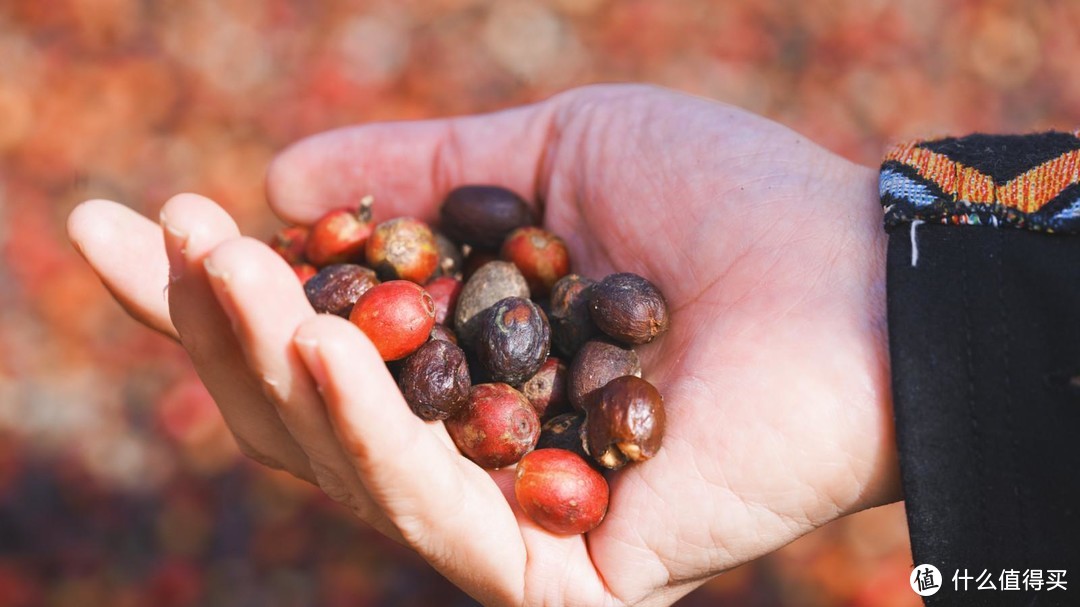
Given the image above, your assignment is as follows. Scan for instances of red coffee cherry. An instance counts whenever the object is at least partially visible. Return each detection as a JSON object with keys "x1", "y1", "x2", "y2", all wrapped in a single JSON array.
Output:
[
  {"x1": 500, "y1": 227, "x2": 571, "y2": 298},
  {"x1": 521, "y1": 357, "x2": 570, "y2": 420},
  {"x1": 515, "y1": 448, "x2": 609, "y2": 535},
  {"x1": 292, "y1": 263, "x2": 318, "y2": 284},
  {"x1": 446, "y1": 383, "x2": 539, "y2": 469},
  {"x1": 424, "y1": 276, "x2": 463, "y2": 327},
  {"x1": 365, "y1": 217, "x2": 439, "y2": 283},
  {"x1": 349, "y1": 280, "x2": 435, "y2": 361},
  {"x1": 269, "y1": 225, "x2": 310, "y2": 265},
  {"x1": 305, "y1": 197, "x2": 375, "y2": 266}
]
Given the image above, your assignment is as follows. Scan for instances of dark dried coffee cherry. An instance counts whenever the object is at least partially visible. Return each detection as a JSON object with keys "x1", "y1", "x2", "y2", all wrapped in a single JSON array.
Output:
[
  {"x1": 568, "y1": 339, "x2": 641, "y2": 411},
  {"x1": 454, "y1": 261, "x2": 529, "y2": 348},
  {"x1": 398, "y1": 340, "x2": 471, "y2": 421},
  {"x1": 589, "y1": 273, "x2": 670, "y2": 344},
  {"x1": 439, "y1": 185, "x2": 535, "y2": 249},
  {"x1": 585, "y1": 375, "x2": 665, "y2": 470},
  {"x1": 477, "y1": 297, "x2": 551, "y2": 386},
  {"x1": 304, "y1": 264, "x2": 379, "y2": 318},
  {"x1": 549, "y1": 274, "x2": 600, "y2": 358}
]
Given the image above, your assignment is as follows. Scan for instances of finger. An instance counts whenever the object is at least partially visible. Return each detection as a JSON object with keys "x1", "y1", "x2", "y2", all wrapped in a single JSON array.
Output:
[
  {"x1": 266, "y1": 101, "x2": 557, "y2": 225},
  {"x1": 202, "y1": 237, "x2": 402, "y2": 542},
  {"x1": 293, "y1": 315, "x2": 527, "y2": 606},
  {"x1": 159, "y1": 193, "x2": 315, "y2": 483},
  {"x1": 67, "y1": 199, "x2": 178, "y2": 340}
]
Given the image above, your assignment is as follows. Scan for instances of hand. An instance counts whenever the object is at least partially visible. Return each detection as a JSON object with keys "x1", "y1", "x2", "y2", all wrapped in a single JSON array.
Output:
[{"x1": 68, "y1": 84, "x2": 899, "y2": 606}]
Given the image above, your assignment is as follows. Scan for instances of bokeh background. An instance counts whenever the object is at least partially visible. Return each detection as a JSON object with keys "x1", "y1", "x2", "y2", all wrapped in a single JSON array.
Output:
[{"x1": 1, "y1": 0, "x2": 1076, "y2": 605}]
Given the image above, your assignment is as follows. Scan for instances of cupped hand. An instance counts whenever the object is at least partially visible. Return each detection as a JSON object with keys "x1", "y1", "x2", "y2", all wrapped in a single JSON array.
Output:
[{"x1": 68, "y1": 84, "x2": 899, "y2": 606}]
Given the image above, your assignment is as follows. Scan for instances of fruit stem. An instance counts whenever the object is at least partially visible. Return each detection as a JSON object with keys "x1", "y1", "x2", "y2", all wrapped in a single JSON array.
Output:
[{"x1": 357, "y1": 195, "x2": 375, "y2": 222}]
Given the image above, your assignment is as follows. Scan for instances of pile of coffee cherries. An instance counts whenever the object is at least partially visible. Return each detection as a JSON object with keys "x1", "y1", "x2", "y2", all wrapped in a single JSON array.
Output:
[{"x1": 269, "y1": 186, "x2": 670, "y2": 535}]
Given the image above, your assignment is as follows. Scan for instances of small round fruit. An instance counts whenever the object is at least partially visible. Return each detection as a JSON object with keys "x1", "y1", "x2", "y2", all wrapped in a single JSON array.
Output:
[
  {"x1": 454, "y1": 261, "x2": 529, "y2": 348},
  {"x1": 500, "y1": 227, "x2": 570, "y2": 297},
  {"x1": 535, "y1": 413, "x2": 590, "y2": 462},
  {"x1": 521, "y1": 357, "x2": 570, "y2": 419},
  {"x1": 428, "y1": 324, "x2": 458, "y2": 345},
  {"x1": 568, "y1": 339, "x2": 641, "y2": 411},
  {"x1": 549, "y1": 274, "x2": 600, "y2": 358},
  {"x1": 440, "y1": 185, "x2": 535, "y2": 249},
  {"x1": 433, "y1": 233, "x2": 464, "y2": 278},
  {"x1": 270, "y1": 225, "x2": 309, "y2": 265},
  {"x1": 462, "y1": 248, "x2": 500, "y2": 281},
  {"x1": 292, "y1": 263, "x2": 318, "y2": 284},
  {"x1": 349, "y1": 280, "x2": 436, "y2": 361},
  {"x1": 477, "y1": 297, "x2": 551, "y2": 386},
  {"x1": 515, "y1": 449, "x2": 608, "y2": 535},
  {"x1": 585, "y1": 376, "x2": 665, "y2": 470},
  {"x1": 589, "y1": 273, "x2": 670, "y2": 344},
  {"x1": 364, "y1": 217, "x2": 439, "y2": 283},
  {"x1": 398, "y1": 340, "x2": 471, "y2": 421},
  {"x1": 304, "y1": 264, "x2": 379, "y2": 318},
  {"x1": 446, "y1": 383, "x2": 539, "y2": 469},
  {"x1": 305, "y1": 197, "x2": 375, "y2": 266},
  {"x1": 424, "y1": 276, "x2": 462, "y2": 327}
]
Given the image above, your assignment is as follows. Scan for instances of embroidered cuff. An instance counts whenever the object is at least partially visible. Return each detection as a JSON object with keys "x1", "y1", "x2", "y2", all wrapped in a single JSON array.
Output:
[{"x1": 880, "y1": 131, "x2": 1080, "y2": 234}]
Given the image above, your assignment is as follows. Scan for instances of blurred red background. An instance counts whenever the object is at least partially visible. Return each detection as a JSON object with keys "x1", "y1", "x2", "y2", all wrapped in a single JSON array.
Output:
[{"x1": 1, "y1": 1, "x2": 1075, "y2": 605}]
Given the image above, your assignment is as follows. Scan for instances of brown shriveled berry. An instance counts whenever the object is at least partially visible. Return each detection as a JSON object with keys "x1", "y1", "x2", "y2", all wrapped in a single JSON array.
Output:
[
  {"x1": 477, "y1": 297, "x2": 551, "y2": 386},
  {"x1": 398, "y1": 340, "x2": 471, "y2": 421},
  {"x1": 535, "y1": 413, "x2": 590, "y2": 462},
  {"x1": 589, "y1": 273, "x2": 670, "y2": 345},
  {"x1": 429, "y1": 324, "x2": 458, "y2": 345},
  {"x1": 568, "y1": 339, "x2": 641, "y2": 412},
  {"x1": 305, "y1": 197, "x2": 375, "y2": 266},
  {"x1": 439, "y1": 185, "x2": 535, "y2": 249},
  {"x1": 304, "y1": 264, "x2": 379, "y2": 318},
  {"x1": 453, "y1": 261, "x2": 529, "y2": 348},
  {"x1": 500, "y1": 227, "x2": 571, "y2": 298},
  {"x1": 585, "y1": 376, "x2": 665, "y2": 470},
  {"x1": 433, "y1": 233, "x2": 464, "y2": 278},
  {"x1": 446, "y1": 383, "x2": 540, "y2": 469},
  {"x1": 424, "y1": 276, "x2": 462, "y2": 327},
  {"x1": 514, "y1": 449, "x2": 608, "y2": 535},
  {"x1": 522, "y1": 357, "x2": 570, "y2": 420},
  {"x1": 365, "y1": 217, "x2": 439, "y2": 283},
  {"x1": 349, "y1": 280, "x2": 436, "y2": 361},
  {"x1": 549, "y1": 274, "x2": 600, "y2": 358},
  {"x1": 438, "y1": 185, "x2": 535, "y2": 249},
  {"x1": 292, "y1": 263, "x2": 318, "y2": 284},
  {"x1": 270, "y1": 225, "x2": 309, "y2": 265}
]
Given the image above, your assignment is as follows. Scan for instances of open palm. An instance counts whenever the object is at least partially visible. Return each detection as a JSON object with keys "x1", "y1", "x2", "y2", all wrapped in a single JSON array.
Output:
[{"x1": 69, "y1": 84, "x2": 899, "y2": 606}]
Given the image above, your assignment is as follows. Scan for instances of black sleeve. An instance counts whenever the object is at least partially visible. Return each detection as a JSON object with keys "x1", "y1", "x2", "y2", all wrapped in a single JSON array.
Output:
[
  {"x1": 888, "y1": 225, "x2": 1080, "y2": 605},
  {"x1": 883, "y1": 133, "x2": 1080, "y2": 606}
]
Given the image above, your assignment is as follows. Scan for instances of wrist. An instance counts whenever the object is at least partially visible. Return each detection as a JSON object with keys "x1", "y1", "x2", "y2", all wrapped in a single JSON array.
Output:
[{"x1": 834, "y1": 158, "x2": 902, "y2": 513}]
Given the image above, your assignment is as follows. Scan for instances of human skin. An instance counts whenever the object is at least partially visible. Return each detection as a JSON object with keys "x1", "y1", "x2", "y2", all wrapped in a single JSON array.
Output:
[{"x1": 68, "y1": 84, "x2": 899, "y2": 606}]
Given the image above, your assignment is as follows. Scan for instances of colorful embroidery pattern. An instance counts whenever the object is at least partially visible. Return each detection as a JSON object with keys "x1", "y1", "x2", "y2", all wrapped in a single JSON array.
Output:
[{"x1": 880, "y1": 131, "x2": 1080, "y2": 233}]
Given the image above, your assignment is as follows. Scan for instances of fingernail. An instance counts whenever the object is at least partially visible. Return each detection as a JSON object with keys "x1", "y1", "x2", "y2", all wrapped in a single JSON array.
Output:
[
  {"x1": 160, "y1": 211, "x2": 189, "y2": 284},
  {"x1": 294, "y1": 336, "x2": 328, "y2": 387},
  {"x1": 203, "y1": 257, "x2": 228, "y2": 281},
  {"x1": 203, "y1": 258, "x2": 240, "y2": 326}
]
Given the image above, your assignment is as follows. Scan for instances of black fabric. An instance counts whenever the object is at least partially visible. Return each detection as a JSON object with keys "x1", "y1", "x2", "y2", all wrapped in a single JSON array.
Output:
[
  {"x1": 919, "y1": 132, "x2": 1080, "y2": 184},
  {"x1": 888, "y1": 224, "x2": 1080, "y2": 606}
]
